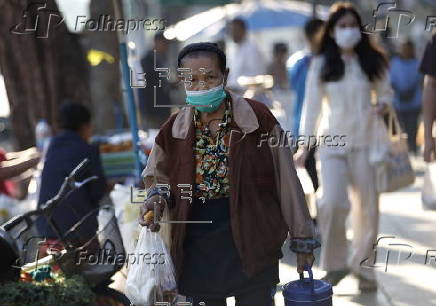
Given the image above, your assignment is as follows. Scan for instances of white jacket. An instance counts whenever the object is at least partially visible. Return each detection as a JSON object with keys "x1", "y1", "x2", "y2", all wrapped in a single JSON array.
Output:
[
  {"x1": 226, "y1": 38, "x2": 266, "y2": 91},
  {"x1": 299, "y1": 55, "x2": 393, "y2": 149}
]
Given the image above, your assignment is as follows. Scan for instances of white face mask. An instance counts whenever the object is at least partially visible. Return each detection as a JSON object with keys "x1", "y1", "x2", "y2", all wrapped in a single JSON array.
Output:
[{"x1": 334, "y1": 27, "x2": 361, "y2": 50}]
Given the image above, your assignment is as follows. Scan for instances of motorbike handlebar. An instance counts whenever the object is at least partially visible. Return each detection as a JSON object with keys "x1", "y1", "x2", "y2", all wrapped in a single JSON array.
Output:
[{"x1": 2, "y1": 158, "x2": 97, "y2": 237}]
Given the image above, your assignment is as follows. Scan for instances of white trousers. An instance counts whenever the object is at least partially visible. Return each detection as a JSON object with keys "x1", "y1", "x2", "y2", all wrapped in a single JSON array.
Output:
[{"x1": 317, "y1": 147, "x2": 379, "y2": 280}]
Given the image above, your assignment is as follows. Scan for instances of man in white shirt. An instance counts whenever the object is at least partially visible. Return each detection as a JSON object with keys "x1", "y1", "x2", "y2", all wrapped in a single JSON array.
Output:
[{"x1": 226, "y1": 18, "x2": 266, "y2": 93}]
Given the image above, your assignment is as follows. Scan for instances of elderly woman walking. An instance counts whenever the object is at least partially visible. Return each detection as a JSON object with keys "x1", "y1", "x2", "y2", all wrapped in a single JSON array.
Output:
[{"x1": 139, "y1": 42, "x2": 319, "y2": 306}]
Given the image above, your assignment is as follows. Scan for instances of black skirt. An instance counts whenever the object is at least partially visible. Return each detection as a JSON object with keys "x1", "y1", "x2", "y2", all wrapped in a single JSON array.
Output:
[{"x1": 178, "y1": 197, "x2": 280, "y2": 298}]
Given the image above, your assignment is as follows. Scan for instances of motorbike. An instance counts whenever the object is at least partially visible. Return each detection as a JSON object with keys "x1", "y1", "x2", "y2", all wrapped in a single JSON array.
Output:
[{"x1": 0, "y1": 158, "x2": 130, "y2": 305}]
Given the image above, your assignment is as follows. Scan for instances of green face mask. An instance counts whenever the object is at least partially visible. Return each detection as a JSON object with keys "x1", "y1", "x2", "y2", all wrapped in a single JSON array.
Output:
[{"x1": 185, "y1": 84, "x2": 227, "y2": 113}]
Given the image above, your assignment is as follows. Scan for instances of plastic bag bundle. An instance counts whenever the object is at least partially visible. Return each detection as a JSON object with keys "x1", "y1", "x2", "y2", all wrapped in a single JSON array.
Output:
[
  {"x1": 109, "y1": 184, "x2": 140, "y2": 256},
  {"x1": 125, "y1": 226, "x2": 177, "y2": 306}
]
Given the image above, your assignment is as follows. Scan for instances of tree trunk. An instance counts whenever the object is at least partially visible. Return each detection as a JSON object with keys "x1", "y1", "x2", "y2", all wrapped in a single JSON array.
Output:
[
  {"x1": 85, "y1": 0, "x2": 124, "y2": 135},
  {"x1": 0, "y1": 0, "x2": 90, "y2": 150}
]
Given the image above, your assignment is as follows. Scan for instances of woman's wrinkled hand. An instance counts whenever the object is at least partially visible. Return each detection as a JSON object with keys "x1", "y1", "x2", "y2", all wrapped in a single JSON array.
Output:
[
  {"x1": 138, "y1": 194, "x2": 166, "y2": 232},
  {"x1": 297, "y1": 253, "x2": 315, "y2": 274}
]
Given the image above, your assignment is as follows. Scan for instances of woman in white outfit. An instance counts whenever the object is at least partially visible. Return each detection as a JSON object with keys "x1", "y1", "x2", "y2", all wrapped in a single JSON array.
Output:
[{"x1": 295, "y1": 2, "x2": 393, "y2": 292}]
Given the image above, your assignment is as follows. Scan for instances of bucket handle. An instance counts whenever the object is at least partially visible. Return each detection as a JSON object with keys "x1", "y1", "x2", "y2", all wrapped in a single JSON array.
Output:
[{"x1": 299, "y1": 264, "x2": 315, "y2": 292}]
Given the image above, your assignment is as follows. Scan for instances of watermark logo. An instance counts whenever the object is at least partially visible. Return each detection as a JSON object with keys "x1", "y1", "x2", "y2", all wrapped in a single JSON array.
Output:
[
  {"x1": 130, "y1": 56, "x2": 232, "y2": 110},
  {"x1": 363, "y1": 1, "x2": 414, "y2": 39},
  {"x1": 360, "y1": 236, "x2": 436, "y2": 272},
  {"x1": 130, "y1": 50, "x2": 194, "y2": 109},
  {"x1": 257, "y1": 131, "x2": 347, "y2": 149},
  {"x1": 75, "y1": 248, "x2": 166, "y2": 268},
  {"x1": 75, "y1": 15, "x2": 166, "y2": 34},
  {"x1": 425, "y1": 16, "x2": 436, "y2": 33},
  {"x1": 130, "y1": 184, "x2": 212, "y2": 222},
  {"x1": 10, "y1": 1, "x2": 166, "y2": 38},
  {"x1": 19, "y1": 236, "x2": 153, "y2": 270},
  {"x1": 10, "y1": 1, "x2": 64, "y2": 38},
  {"x1": 363, "y1": 0, "x2": 436, "y2": 38}
]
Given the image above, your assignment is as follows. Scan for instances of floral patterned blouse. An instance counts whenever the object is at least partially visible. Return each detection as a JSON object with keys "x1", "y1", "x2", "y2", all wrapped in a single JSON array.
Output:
[{"x1": 193, "y1": 99, "x2": 232, "y2": 201}]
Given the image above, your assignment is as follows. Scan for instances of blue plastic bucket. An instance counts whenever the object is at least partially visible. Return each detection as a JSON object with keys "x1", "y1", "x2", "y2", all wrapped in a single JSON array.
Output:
[{"x1": 282, "y1": 266, "x2": 333, "y2": 305}]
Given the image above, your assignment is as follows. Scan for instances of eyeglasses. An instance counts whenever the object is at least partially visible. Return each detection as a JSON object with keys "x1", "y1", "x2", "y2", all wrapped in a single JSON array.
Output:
[{"x1": 180, "y1": 69, "x2": 224, "y2": 90}]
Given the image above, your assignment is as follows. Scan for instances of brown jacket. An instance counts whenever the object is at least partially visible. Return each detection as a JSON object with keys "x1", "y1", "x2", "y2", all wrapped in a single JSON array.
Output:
[{"x1": 142, "y1": 91, "x2": 314, "y2": 281}]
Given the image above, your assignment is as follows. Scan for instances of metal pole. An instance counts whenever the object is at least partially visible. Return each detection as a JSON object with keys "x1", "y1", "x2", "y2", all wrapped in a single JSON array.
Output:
[
  {"x1": 312, "y1": 0, "x2": 317, "y2": 18},
  {"x1": 112, "y1": 0, "x2": 142, "y2": 181}
]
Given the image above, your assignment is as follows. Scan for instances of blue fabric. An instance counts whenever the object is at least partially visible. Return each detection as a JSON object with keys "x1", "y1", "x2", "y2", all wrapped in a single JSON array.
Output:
[
  {"x1": 36, "y1": 130, "x2": 106, "y2": 240},
  {"x1": 289, "y1": 238, "x2": 321, "y2": 254},
  {"x1": 287, "y1": 52, "x2": 311, "y2": 136},
  {"x1": 390, "y1": 56, "x2": 422, "y2": 111},
  {"x1": 191, "y1": 3, "x2": 313, "y2": 40},
  {"x1": 242, "y1": 9, "x2": 309, "y2": 30}
]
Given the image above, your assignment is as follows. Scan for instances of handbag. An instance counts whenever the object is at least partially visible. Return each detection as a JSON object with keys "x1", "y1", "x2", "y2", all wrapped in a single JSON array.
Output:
[{"x1": 372, "y1": 107, "x2": 415, "y2": 192}]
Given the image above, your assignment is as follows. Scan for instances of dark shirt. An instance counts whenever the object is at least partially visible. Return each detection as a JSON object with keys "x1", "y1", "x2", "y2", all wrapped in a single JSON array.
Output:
[
  {"x1": 36, "y1": 130, "x2": 106, "y2": 241},
  {"x1": 420, "y1": 34, "x2": 436, "y2": 77},
  {"x1": 179, "y1": 197, "x2": 279, "y2": 298}
]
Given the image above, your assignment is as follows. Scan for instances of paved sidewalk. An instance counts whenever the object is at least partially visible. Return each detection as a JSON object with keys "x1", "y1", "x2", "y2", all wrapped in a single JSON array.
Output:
[
  {"x1": 113, "y1": 157, "x2": 435, "y2": 306},
  {"x1": 375, "y1": 157, "x2": 436, "y2": 306},
  {"x1": 273, "y1": 242, "x2": 391, "y2": 306},
  {"x1": 273, "y1": 157, "x2": 435, "y2": 306}
]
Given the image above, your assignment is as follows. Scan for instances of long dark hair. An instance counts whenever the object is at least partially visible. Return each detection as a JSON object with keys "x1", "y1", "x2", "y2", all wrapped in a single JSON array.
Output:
[{"x1": 317, "y1": 2, "x2": 388, "y2": 82}]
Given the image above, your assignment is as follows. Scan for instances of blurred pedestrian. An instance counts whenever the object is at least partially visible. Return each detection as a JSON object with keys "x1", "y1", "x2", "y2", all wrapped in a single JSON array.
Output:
[
  {"x1": 287, "y1": 18, "x2": 324, "y2": 192},
  {"x1": 139, "y1": 32, "x2": 172, "y2": 130},
  {"x1": 139, "y1": 42, "x2": 319, "y2": 305},
  {"x1": 268, "y1": 42, "x2": 289, "y2": 90},
  {"x1": 390, "y1": 39, "x2": 422, "y2": 154},
  {"x1": 226, "y1": 18, "x2": 266, "y2": 93},
  {"x1": 420, "y1": 32, "x2": 436, "y2": 163},
  {"x1": 36, "y1": 103, "x2": 107, "y2": 250},
  {"x1": 267, "y1": 42, "x2": 292, "y2": 130},
  {"x1": 295, "y1": 3, "x2": 393, "y2": 292}
]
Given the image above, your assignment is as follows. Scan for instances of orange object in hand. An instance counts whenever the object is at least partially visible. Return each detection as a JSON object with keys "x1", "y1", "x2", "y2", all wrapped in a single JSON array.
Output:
[{"x1": 144, "y1": 210, "x2": 154, "y2": 224}]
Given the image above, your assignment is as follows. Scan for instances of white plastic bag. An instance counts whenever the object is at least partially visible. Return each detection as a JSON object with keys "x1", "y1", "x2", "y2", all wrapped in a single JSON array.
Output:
[
  {"x1": 125, "y1": 226, "x2": 177, "y2": 306},
  {"x1": 110, "y1": 184, "x2": 140, "y2": 256},
  {"x1": 422, "y1": 162, "x2": 436, "y2": 210}
]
